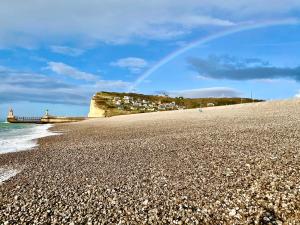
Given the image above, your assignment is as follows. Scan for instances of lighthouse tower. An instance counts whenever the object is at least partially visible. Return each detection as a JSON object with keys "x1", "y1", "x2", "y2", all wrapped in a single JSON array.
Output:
[
  {"x1": 7, "y1": 108, "x2": 14, "y2": 119},
  {"x1": 7, "y1": 108, "x2": 16, "y2": 123}
]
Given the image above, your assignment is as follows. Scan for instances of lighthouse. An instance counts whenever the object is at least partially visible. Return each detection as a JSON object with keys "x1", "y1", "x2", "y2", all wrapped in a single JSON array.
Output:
[
  {"x1": 7, "y1": 108, "x2": 14, "y2": 119},
  {"x1": 7, "y1": 108, "x2": 17, "y2": 123}
]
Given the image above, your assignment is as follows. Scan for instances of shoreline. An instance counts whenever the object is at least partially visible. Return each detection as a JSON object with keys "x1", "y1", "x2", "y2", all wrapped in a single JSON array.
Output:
[
  {"x1": 1, "y1": 99, "x2": 300, "y2": 223},
  {"x1": 0, "y1": 124, "x2": 58, "y2": 154},
  {"x1": 0, "y1": 124, "x2": 60, "y2": 184}
]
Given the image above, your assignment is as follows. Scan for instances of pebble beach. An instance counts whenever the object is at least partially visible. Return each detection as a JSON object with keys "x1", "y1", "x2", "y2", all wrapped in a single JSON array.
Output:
[{"x1": 1, "y1": 99, "x2": 300, "y2": 224}]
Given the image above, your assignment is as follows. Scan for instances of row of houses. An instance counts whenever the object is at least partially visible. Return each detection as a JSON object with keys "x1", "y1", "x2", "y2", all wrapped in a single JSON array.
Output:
[{"x1": 111, "y1": 96, "x2": 185, "y2": 111}]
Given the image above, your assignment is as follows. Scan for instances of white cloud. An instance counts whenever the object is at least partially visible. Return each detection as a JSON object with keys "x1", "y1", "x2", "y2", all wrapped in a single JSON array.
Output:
[
  {"x1": 111, "y1": 57, "x2": 148, "y2": 73},
  {"x1": 251, "y1": 78, "x2": 293, "y2": 84},
  {"x1": 194, "y1": 75, "x2": 213, "y2": 80},
  {"x1": 0, "y1": 64, "x2": 130, "y2": 105},
  {"x1": 168, "y1": 87, "x2": 241, "y2": 98},
  {"x1": 1, "y1": 0, "x2": 299, "y2": 47},
  {"x1": 50, "y1": 46, "x2": 85, "y2": 56},
  {"x1": 295, "y1": 91, "x2": 300, "y2": 98},
  {"x1": 176, "y1": 15, "x2": 235, "y2": 28},
  {"x1": 47, "y1": 62, "x2": 130, "y2": 89},
  {"x1": 94, "y1": 80, "x2": 130, "y2": 90},
  {"x1": 47, "y1": 62, "x2": 131, "y2": 88},
  {"x1": 0, "y1": 68, "x2": 88, "y2": 105},
  {"x1": 47, "y1": 62, "x2": 98, "y2": 81}
]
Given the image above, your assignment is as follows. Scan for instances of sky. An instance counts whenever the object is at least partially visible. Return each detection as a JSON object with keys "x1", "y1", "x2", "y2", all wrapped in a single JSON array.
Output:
[{"x1": 1, "y1": 0, "x2": 300, "y2": 117}]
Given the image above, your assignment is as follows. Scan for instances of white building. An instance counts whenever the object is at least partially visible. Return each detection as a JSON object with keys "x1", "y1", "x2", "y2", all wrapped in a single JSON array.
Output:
[{"x1": 115, "y1": 100, "x2": 122, "y2": 106}]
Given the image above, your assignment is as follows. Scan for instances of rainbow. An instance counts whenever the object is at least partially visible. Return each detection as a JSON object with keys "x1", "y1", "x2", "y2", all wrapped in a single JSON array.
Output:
[{"x1": 128, "y1": 18, "x2": 300, "y2": 91}]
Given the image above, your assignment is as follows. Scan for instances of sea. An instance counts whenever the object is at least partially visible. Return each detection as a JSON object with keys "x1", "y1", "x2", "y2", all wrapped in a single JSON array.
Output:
[
  {"x1": 0, "y1": 121, "x2": 57, "y2": 183},
  {"x1": 0, "y1": 121, "x2": 56, "y2": 154}
]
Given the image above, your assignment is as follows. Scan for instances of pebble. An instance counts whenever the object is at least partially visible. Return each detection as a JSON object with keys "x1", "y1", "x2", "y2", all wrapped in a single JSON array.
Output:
[
  {"x1": 1, "y1": 99, "x2": 300, "y2": 224},
  {"x1": 229, "y1": 209, "x2": 236, "y2": 217}
]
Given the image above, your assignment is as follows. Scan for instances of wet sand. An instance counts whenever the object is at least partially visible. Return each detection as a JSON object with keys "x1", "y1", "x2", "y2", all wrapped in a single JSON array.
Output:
[{"x1": 1, "y1": 99, "x2": 300, "y2": 224}]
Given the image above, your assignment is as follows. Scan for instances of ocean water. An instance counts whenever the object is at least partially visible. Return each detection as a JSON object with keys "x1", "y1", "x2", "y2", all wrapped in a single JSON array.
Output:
[
  {"x1": 0, "y1": 121, "x2": 56, "y2": 154},
  {"x1": 0, "y1": 167, "x2": 20, "y2": 183}
]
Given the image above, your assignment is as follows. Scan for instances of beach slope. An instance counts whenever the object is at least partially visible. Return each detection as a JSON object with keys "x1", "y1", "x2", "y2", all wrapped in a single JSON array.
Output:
[{"x1": 1, "y1": 99, "x2": 300, "y2": 224}]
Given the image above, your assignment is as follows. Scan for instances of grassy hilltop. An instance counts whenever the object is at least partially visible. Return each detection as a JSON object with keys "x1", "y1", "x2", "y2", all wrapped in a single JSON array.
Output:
[{"x1": 93, "y1": 91, "x2": 263, "y2": 117}]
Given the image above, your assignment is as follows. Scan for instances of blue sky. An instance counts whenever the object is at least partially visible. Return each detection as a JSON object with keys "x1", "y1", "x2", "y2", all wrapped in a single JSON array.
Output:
[{"x1": 1, "y1": 0, "x2": 300, "y2": 117}]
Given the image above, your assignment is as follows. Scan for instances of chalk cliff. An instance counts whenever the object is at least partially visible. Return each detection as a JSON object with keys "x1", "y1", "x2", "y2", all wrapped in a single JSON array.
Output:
[
  {"x1": 87, "y1": 92, "x2": 263, "y2": 118},
  {"x1": 88, "y1": 96, "x2": 105, "y2": 118}
]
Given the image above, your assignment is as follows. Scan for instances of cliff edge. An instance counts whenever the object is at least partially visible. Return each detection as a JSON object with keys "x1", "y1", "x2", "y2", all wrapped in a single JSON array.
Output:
[
  {"x1": 88, "y1": 97, "x2": 105, "y2": 118},
  {"x1": 87, "y1": 91, "x2": 263, "y2": 118}
]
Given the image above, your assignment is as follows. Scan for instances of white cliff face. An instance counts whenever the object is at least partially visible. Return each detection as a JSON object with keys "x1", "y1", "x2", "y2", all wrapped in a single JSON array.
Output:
[{"x1": 88, "y1": 98, "x2": 105, "y2": 118}]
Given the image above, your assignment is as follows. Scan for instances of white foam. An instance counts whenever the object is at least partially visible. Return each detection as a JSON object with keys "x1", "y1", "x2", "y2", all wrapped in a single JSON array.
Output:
[
  {"x1": 0, "y1": 167, "x2": 20, "y2": 184},
  {"x1": 0, "y1": 124, "x2": 59, "y2": 154}
]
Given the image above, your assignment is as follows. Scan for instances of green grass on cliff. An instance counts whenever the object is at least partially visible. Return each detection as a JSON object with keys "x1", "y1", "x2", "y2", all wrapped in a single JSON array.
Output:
[{"x1": 93, "y1": 91, "x2": 263, "y2": 117}]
